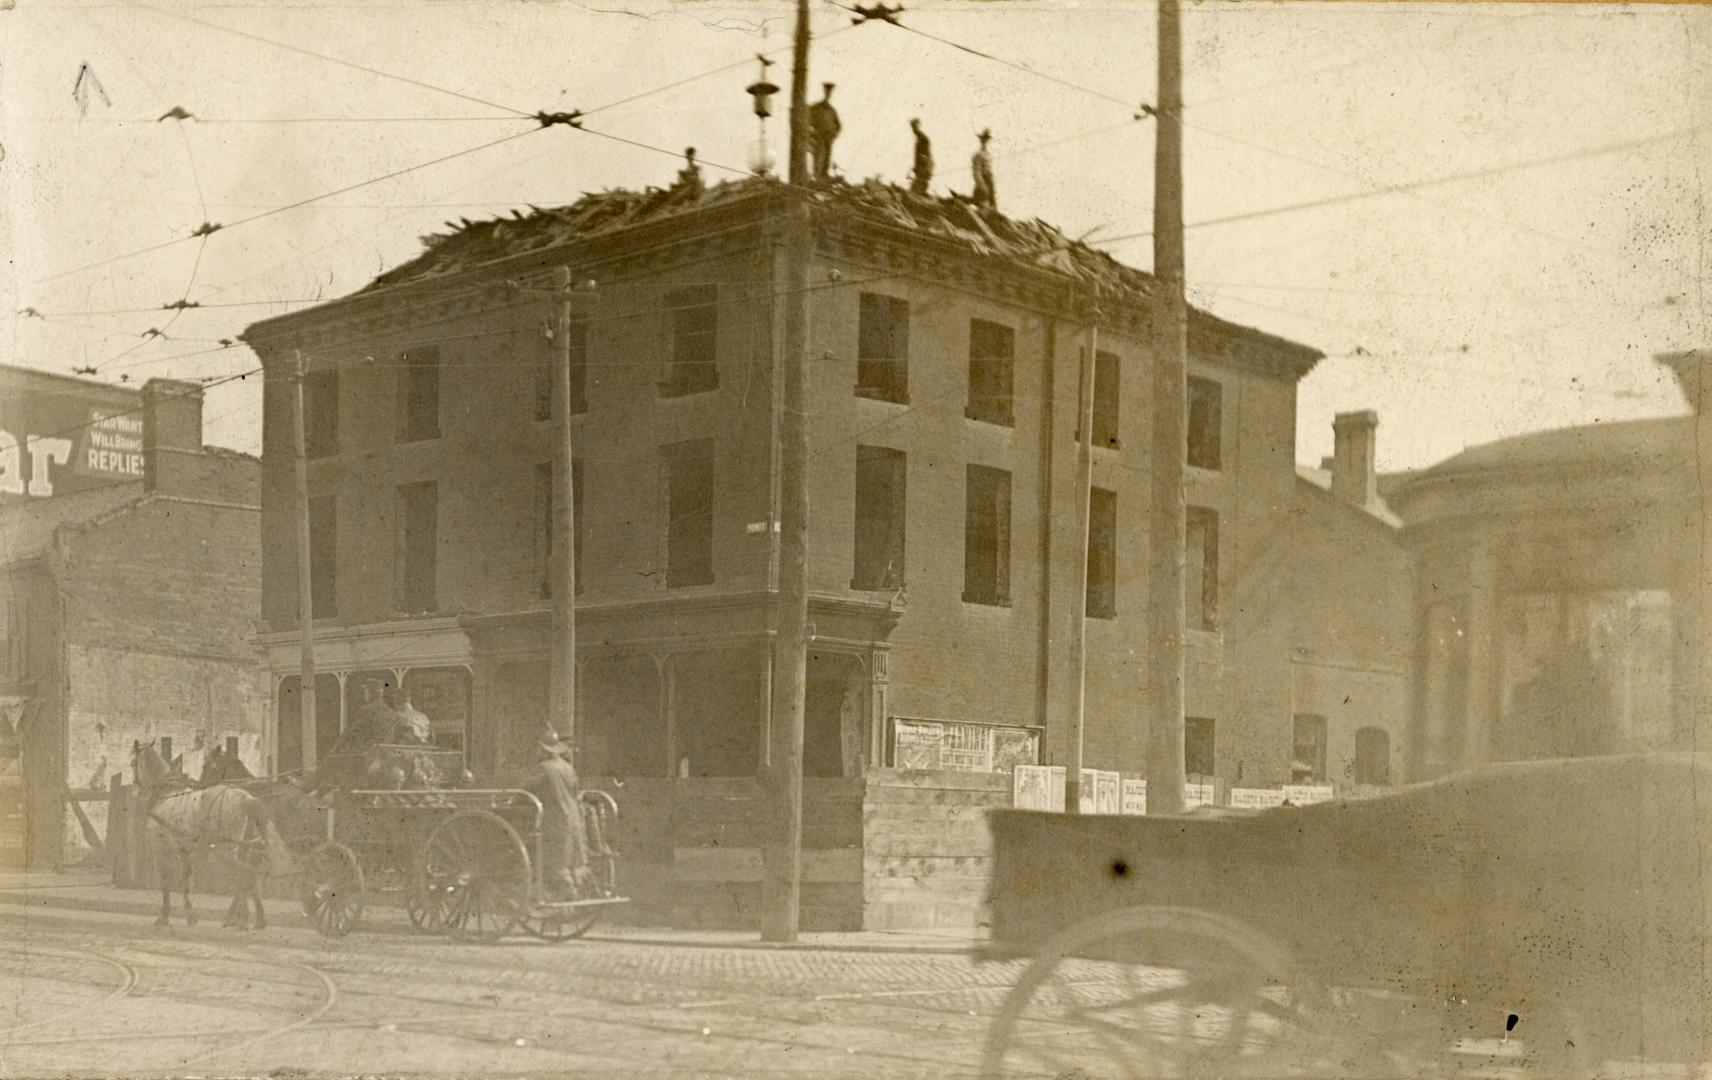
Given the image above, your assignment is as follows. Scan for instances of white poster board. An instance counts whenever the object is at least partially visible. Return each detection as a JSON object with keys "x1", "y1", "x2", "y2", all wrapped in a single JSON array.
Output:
[
  {"x1": 1078, "y1": 769, "x2": 1097, "y2": 815},
  {"x1": 1011, "y1": 765, "x2": 1053, "y2": 810},
  {"x1": 1048, "y1": 766, "x2": 1067, "y2": 813},
  {"x1": 1282, "y1": 784, "x2": 1335, "y2": 805},
  {"x1": 1184, "y1": 782, "x2": 1215, "y2": 809},
  {"x1": 1094, "y1": 770, "x2": 1122, "y2": 814},
  {"x1": 1121, "y1": 778, "x2": 1147, "y2": 815},
  {"x1": 1230, "y1": 787, "x2": 1286, "y2": 809}
]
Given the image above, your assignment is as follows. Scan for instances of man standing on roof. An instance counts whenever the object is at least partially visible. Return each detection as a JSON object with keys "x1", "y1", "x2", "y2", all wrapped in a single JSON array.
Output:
[
  {"x1": 909, "y1": 118, "x2": 933, "y2": 196},
  {"x1": 971, "y1": 129, "x2": 996, "y2": 210},
  {"x1": 808, "y1": 83, "x2": 840, "y2": 183}
]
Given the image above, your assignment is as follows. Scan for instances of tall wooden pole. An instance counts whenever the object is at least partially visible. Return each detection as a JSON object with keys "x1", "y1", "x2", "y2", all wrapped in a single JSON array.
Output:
[
  {"x1": 761, "y1": 0, "x2": 812, "y2": 943},
  {"x1": 551, "y1": 266, "x2": 580, "y2": 747},
  {"x1": 1065, "y1": 304, "x2": 1099, "y2": 814},
  {"x1": 289, "y1": 348, "x2": 319, "y2": 771},
  {"x1": 1146, "y1": 0, "x2": 1188, "y2": 815}
]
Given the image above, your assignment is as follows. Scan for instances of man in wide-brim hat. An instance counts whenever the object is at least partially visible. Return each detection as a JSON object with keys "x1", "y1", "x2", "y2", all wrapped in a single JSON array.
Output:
[{"x1": 525, "y1": 728, "x2": 590, "y2": 899}]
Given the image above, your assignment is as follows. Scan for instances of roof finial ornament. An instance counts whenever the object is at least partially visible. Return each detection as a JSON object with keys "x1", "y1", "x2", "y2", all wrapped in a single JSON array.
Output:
[
  {"x1": 746, "y1": 55, "x2": 781, "y2": 176},
  {"x1": 970, "y1": 128, "x2": 996, "y2": 211}
]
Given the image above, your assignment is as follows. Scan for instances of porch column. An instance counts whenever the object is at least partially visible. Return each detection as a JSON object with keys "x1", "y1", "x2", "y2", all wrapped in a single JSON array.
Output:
[
  {"x1": 868, "y1": 648, "x2": 890, "y2": 771},
  {"x1": 1462, "y1": 532, "x2": 1501, "y2": 766}
]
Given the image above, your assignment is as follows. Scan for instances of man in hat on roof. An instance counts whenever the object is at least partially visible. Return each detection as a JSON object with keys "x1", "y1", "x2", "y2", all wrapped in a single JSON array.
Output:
[
  {"x1": 525, "y1": 729, "x2": 590, "y2": 900},
  {"x1": 971, "y1": 129, "x2": 996, "y2": 210},
  {"x1": 909, "y1": 117, "x2": 933, "y2": 196},
  {"x1": 808, "y1": 82, "x2": 841, "y2": 183}
]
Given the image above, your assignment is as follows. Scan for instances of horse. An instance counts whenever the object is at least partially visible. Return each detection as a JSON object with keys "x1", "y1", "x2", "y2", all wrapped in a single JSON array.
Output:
[{"x1": 132, "y1": 739, "x2": 289, "y2": 930}]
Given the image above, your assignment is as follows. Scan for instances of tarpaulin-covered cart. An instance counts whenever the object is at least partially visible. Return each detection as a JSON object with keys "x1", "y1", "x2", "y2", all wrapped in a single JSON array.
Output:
[
  {"x1": 979, "y1": 753, "x2": 1711, "y2": 1078},
  {"x1": 298, "y1": 745, "x2": 627, "y2": 942}
]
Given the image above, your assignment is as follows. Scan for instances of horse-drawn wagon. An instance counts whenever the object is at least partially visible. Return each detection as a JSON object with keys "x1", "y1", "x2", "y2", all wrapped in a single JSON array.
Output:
[
  {"x1": 979, "y1": 753, "x2": 1711, "y2": 1078},
  {"x1": 296, "y1": 744, "x2": 628, "y2": 942}
]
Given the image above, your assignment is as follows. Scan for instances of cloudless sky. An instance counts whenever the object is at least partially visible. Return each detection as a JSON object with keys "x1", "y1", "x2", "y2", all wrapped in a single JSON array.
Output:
[{"x1": 3, "y1": 0, "x2": 1707, "y2": 470}]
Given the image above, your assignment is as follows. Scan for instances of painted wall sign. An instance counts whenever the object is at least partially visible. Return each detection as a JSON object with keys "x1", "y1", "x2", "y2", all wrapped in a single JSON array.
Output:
[{"x1": 0, "y1": 376, "x2": 143, "y2": 501}]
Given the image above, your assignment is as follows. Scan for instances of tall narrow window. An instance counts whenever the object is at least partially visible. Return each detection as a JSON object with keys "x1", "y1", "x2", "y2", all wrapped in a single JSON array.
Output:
[
  {"x1": 1186, "y1": 505, "x2": 1219, "y2": 631},
  {"x1": 1185, "y1": 716, "x2": 1216, "y2": 780},
  {"x1": 1354, "y1": 726, "x2": 1391, "y2": 786},
  {"x1": 853, "y1": 446, "x2": 906, "y2": 590},
  {"x1": 1187, "y1": 375, "x2": 1222, "y2": 470},
  {"x1": 398, "y1": 347, "x2": 441, "y2": 442},
  {"x1": 1292, "y1": 714, "x2": 1328, "y2": 784},
  {"x1": 535, "y1": 318, "x2": 588, "y2": 420},
  {"x1": 1092, "y1": 350, "x2": 1120, "y2": 450},
  {"x1": 307, "y1": 494, "x2": 337, "y2": 618},
  {"x1": 539, "y1": 460, "x2": 585, "y2": 598},
  {"x1": 966, "y1": 319, "x2": 1015, "y2": 426},
  {"x1": 857, "y1": 293, "x2": 909, "y2": 404},
  {"x1": 1086, "y1": 486, "x2": 1117, "y2": 619},
  {"x1": 663, "y1": 285, "x2": 718, "y2": 397},
  {"x1": 963, "y1": 464, "x2": 1011, "y2": 606},
  {"x1": 664, "y1": 439, "x2": 715, "y2": 587},
  {"x1": 395, "y1": 481, "x2": 438, "y2": 613},
  {"x1": 303, "y1": 368, "x2": 339, "y2": 458}
]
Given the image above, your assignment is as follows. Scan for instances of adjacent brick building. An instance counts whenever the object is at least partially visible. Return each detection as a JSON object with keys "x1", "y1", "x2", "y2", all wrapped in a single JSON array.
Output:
[
  {"x1": 0, "y1": 367, "x2": 263, "y2": 867},
  {"x1": 242, "y1": 173, "x2": 1413, "y2": 805}
]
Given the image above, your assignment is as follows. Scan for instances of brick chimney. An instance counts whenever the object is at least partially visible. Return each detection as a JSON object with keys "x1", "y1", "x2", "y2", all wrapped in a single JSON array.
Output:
[
  {"x1": 141, "y1": 377, "x2": 205, "y2": 494},
  {"x1": 1331, "y1": 410, "x2": 1378, "y2": 509}
]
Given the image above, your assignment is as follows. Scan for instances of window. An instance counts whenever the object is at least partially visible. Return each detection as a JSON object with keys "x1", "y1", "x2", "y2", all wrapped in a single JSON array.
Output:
[
  {"x1": 536, "y1": 460, "x2": 584, "y2": 598},
  {"x1": 397, "y1": 347, "x2": 441, "y2": 442},
  {"x1": 1187, "y1": 375, "x2": 1222, "y2": 470},
  {"x1": 0, "y1": 598, "x2": 23, "y2": 679},
  {"x1": 307, "y1": 494, "x2": 337, "y2": 618},
  {"x1": 404, "y1": 667, "x2": 471, "y2": 756},
  {"x1": 963, "y1": 465, "x2": 1011, "y2": 605},
  {"x1": 1185, "y1": 716, "x2": 1216, "y2": 780},
  {"x1": 1292, "y1": 714, "x2": 1328, "y2": 784},
  {"x1": 1354, "y1": 727, "x2": 1391, "y2": 786},
  {"x1": 664, "y1": 439, "x2": 715, "y2": 587},
  {"x1": 966, "y1": 319, "x2": 1015, "y2": 426},
  {"x1": 852, "y1": 446, "x2": 906, "y2": 590},
  {"x1": 535, "y1": 318, "x2": 589, "y2": 420},
  {"x1": 663, "y1": 285, "x2": 718, "y2": 397},
  {"x1": 303, "y1": 368, "x2": 339, "y2": 458},
  {"x1": 1092, "y1": 350, "x2": 1120, "y2": 450},
  {"x1": 857, "y1": 293, "x2": 909, "y2": 404},
  {"x1": 395, "y1": 481, "x2": 438, "y2": 613},
  {"x1": 1186, "y1": 505, "x2": 1219, "y2": 631},
  {"x1": 1086, "y1": 487, "x2": 1117, "y2": 619}
]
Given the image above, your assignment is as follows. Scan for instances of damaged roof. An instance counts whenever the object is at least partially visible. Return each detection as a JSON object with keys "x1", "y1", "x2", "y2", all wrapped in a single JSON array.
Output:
[{"x1": 366, "y1": 175, "x2": 1137, "y2": 303}]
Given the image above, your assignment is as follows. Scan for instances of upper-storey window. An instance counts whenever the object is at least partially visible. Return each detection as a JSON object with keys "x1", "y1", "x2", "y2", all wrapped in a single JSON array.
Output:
[
  {"x1": 1187, "y1": 375, "x2": 1222, "y2": 471},
  {"x1": 303, "y1": 368, "x2": 339, "y2": 458},
  {"x1": 856, "y1": 293, "x2": 909, "y2": 404},
  {"x1": 966, "y1": 319, "x2": 1015, "y2": 427},
  {"x1": 963, "y1": 464, "x2": 1012, "y2": 606},
  {"x1": 664, "y1": 439, "x2": 715, "y2": 587},
  {"x1": 398, "y1": 347, "x2": 441, "y2": 442},
  {"x1": 663, "y1": 286, "x2": 718, "y2": 397},
  {"x1": 1092, "y1": 350, "x2": 1120, "y2": 450},
  {"x1": 853, "y1": 445, "x2": 906, "y2": 590}
]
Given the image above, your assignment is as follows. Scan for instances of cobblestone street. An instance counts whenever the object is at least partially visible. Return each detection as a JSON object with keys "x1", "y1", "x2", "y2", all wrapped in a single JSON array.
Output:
[{"x1": 0, "y1": 901, "x2": 1014, "y2": 1078}]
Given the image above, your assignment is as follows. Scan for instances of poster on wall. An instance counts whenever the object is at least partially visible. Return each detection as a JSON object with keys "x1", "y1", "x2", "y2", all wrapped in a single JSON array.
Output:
[
  {"x1": 893, "y1": 720, "x2": 944, "y2": 770},
  {"x1": 1094, "y1": 771, "x2": 1122, "y2": 814},
  {"x1": 1230, "y1": 788, "x2": 1287, "y2": 809},
  {"x1": 991, "y1": 727, "x2": 1041, "y2": 773},
  {"x1": 1121, "y1": 778, "x2": 1147, "y2": 815},
  {"x1": 1184, "y1": 782, "x2": 1215, "y2": 809},
  {"x1": 1048, "y1": 766, "x2": 1066, "y2": 812},
  {"x1": 1281, "y1": 784, "x2": 1334, "y2": 805},
  {"x1": 1078, "y1": 769, "x2": 1098, "y2": 814},
  {"x1": 1011, "y1": 765, "x2": 1051, "y2": 810}
]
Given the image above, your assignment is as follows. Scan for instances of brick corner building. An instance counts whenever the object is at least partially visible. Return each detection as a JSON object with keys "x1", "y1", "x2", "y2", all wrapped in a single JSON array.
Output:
[{"x1": 0, "y1": 366, "x2": 263, "y2": 868}]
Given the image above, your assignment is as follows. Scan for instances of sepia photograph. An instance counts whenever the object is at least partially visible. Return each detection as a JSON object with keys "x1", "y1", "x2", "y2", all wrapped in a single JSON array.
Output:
[{"x1": 0, "y1": 0, "x2": 1708, "y2": 1076}]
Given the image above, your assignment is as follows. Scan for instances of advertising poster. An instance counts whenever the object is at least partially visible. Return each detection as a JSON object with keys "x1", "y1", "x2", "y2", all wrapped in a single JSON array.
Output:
[
  {"x1": 1011, "y1": 765, "x2": 1051, "y2": 810},
  {"x1": 1121, "y1": 779, "x2": 1147, "y2": 815},
  {"x1": 1094, "y1": 770, "x2": 1121, "y2": 814},
  {"x1": 1230, "y1": 788, "x2": 1287, "y2": 809},
  {"x1": 1184, "y1": 782, "x2": 1215, "y2": 809},
  {"x1": 1281, "y1": 784, "x2": 1335, "y2": 805}
]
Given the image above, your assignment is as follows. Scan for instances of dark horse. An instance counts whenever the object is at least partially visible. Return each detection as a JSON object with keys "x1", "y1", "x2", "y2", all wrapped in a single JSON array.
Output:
[{"x1": 132, "y1": 739, "x2": 291, "y2": 929}]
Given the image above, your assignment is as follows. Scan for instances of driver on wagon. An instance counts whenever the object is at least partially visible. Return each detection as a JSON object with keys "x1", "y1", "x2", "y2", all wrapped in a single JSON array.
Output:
[{"x1": 525, "y1": 730, "x2": 592, "y2": 900}]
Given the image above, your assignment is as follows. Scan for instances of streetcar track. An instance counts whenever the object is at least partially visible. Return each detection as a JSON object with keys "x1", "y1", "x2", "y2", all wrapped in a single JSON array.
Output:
[
  {"x1": 0, "y1": 943, "x2": 141, "y2": 1043},
  {"x1": 176, "y1": 958, "x2": 338, "y2": 1069}
]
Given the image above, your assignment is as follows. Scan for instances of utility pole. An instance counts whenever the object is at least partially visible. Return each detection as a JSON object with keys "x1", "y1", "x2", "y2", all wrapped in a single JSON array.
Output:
[
  {"x1": 551, "y1": 265, "x2": 580, "y2": 746},
  {"x1": 289, "y1": 348, "x2": 318, "y2": 771},
  {"x1": 761, "y1": 0, "x2": 812, "y2": 942},
  {"x1": 1065, "y1": 301, "x2": 1099, "y2": 814},
  {"x1": 1145, "y1": 0, "x2": 1188, "y2": 816}
]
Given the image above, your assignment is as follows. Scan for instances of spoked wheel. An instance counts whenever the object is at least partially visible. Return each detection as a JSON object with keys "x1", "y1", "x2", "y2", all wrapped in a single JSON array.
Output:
[
  {"x1": 300, "y1": 842, "x2": 365, "y2": 939},
  {"x1": 406, "y1": 876, "x2": 455, "y2": 934},
  {"x1": 982, "y1": 906, "x2": 1394, "y2": 1080},
  {"x1": 519, "y1": 906, "x2": 600, "y2": 943},
  {"x1": 417, "y1": 810, "x2": 530, "y2": 944}
]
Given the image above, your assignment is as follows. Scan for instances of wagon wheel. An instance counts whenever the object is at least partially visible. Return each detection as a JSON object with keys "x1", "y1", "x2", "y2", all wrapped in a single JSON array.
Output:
[
  {"x1": 300, "y1": 842, "x2": 365, "y2": 939},
  {"x1": 518, "y1": 906, "x2": 600, "y2": 943},
  {"x1": 982, "y1": 906, "x2": 1394, "y2": 1080},
  {"x1": 418, "y1": 810, "x2": 530, "y2": 944},
  {"x1": 406, "y1": 875, "x2": 455, "y2": 934}
]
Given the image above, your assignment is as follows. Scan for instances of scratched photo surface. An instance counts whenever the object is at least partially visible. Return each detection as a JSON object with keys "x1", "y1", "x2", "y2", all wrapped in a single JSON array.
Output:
[{"x1": 1, "y1": 1, "x2": 1708, "y2": 1077}]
